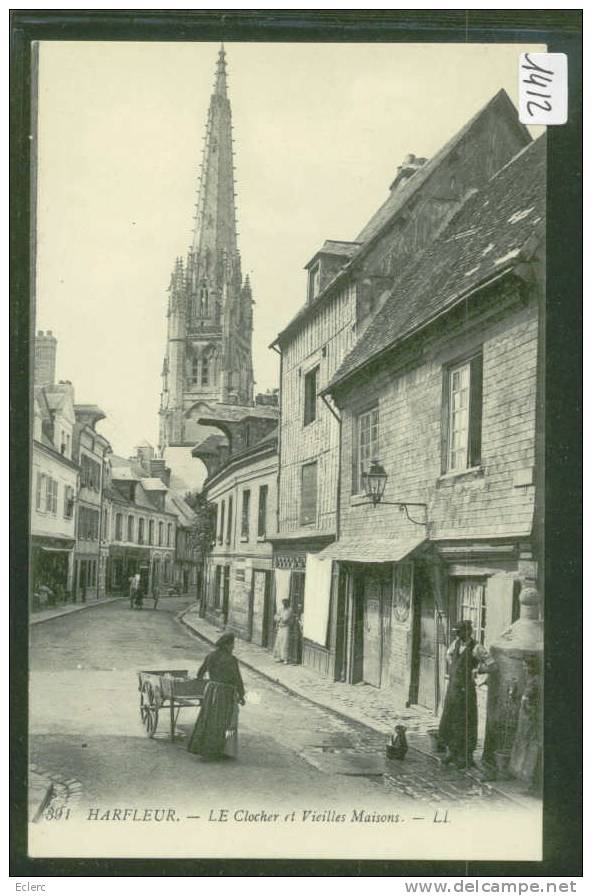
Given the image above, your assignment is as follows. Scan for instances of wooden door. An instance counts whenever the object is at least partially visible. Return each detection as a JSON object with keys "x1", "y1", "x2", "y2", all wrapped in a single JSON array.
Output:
[
  {"x1": 363, "y1": 572, "x2": 382, "y2": 688},
  {"x1": 415, "y1": 565, "x2": 436, "y2": 711},
  {"x1": 289, "y1": 570, "x2": 305, "y2": 663},
  {"x1": 333, "y1": 568, "x2": 348, "y2": 682}
]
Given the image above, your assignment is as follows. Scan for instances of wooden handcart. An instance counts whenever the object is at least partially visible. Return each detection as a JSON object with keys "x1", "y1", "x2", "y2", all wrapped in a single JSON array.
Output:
[{"x1": 138, "y1": 669, "x2": 206, "y2": 740}]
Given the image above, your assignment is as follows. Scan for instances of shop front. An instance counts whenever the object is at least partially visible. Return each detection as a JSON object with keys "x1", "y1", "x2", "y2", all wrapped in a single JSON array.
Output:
[
  {"x1": 107, "y1": 544, "x2": 150, "y2": 595},
  {"x1": 30, "y1": 535, "x2": 75, "y2": 607}
]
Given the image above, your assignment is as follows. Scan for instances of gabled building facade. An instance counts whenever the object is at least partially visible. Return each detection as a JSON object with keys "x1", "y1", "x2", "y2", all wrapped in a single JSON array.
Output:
[
  {"x1": 194, "y1": 403, "x2": 278, "y2": 646},
  {"x1": 31, "y1": 379, "x2": 79, "y2": 602},
  {"x1": 317, "y1": 135, "x2": 545, "y2": 724},
  {"x1": 270, "y1": 89, "x2": 531, "y2": 675}
]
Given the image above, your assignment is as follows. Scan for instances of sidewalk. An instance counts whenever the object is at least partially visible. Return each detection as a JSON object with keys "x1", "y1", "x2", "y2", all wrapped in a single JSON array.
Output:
[
  {"x1": 30, "y1": 594, "x2": 125, "y2": 626},
  {"x1": 180, "y1": 604, "x2": 540, "y2": 810},
  {"x1": 180, "y1": 605, "x2": 438, "y2": 740}
]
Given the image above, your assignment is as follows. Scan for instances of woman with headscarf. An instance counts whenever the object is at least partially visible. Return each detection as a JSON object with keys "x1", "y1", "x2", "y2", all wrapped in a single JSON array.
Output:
[
  {"x1": 273, "y1": 598, "x2": 293, "y2": 663},
  {"x1": 187, "y1": 632, "x2": 246, "y2": 760}
]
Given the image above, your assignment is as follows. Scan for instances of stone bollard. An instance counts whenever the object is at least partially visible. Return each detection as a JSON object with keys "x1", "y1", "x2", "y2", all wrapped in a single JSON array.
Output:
[{"x1": 482, "y1": 586, "x2": 543, "y2": 789}]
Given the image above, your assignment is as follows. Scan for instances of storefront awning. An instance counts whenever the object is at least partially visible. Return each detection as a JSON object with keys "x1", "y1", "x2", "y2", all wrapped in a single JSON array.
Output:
[
  {"x1": 40, "y1": 546, "x2": 73, "y2": 554},
  {"x1": 317, "y1": 534, "x2": 427, "y2": 564}
]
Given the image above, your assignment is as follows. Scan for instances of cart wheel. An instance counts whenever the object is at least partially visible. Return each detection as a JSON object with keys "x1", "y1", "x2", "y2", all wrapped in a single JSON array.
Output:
[{"x1": 140, "y1": 682, "x2": 159, "y2": 737}]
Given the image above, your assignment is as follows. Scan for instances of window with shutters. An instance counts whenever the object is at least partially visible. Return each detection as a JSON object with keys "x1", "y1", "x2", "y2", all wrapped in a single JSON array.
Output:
[
  {"x1": 241, "y1": 489, "x2": 250, "y2": 541},
  {"x1": 115, "y1": 513, "x2": 123, "y2": 541},
  {"x1": 36, "y1": 472, "x2": 45, "y2": 511},
  {"x1": 353, "y1": 406, "x2": 379, "y2": 495},
  {"x1": 63, "y1": 485, "x2": 74, "y2": 519},
  {"x1": 300, "y1": 462, "x2": 318, "y2": 526},
  {"x1": 148, "y1": 520, "x2": 154, "y2": 545},
  {"x1": 303, "y1": 366, "x2": 319, "y2": 426},
  {"x1": 443, "y1": 353, "x2": 483, "y2": 473},
  {"x1": 138, "y1": 517, "x2": 145, "y2": 544},
  {"x1": 218, "y1": 500, "x2": 225, "y2": 543},
  {"x1": 257, "y1": 484, "x2": 268, "y2": 538},
  {"x1": 158, "y1": 521, "x2": 163, "y2": 545},
  {"x1": 45, "y1": 477, "x2": 58, "y2": 514},
  {"x1": 167, "y1": 523, "x2": 172, "y2": 547},
  {"x1": 127, "y1": 515, "x2": 134, "y2": 542}
]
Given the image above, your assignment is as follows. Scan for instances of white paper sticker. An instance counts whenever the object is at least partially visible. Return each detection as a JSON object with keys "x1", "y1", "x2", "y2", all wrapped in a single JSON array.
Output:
[{"x1": 519, "y1": 52, "x2": 568, "y2": 125}]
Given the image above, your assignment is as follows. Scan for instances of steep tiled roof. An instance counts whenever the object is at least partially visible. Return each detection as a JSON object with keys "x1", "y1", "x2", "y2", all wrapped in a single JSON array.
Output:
[
  {"x1": 272, "y1": 89, "x2": 530, "y2": 348},
  {"x1": 326, "y1": 134, "x2": 546, "y2": 391},
  {"x1": 141, "y1": 478, "x2": 168, "y2": 491},
  {"x1": 356, "y1": 89, "x2": 529, "y2": 244}
]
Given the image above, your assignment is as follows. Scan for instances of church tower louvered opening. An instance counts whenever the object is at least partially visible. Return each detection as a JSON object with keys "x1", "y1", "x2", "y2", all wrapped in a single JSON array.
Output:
[{"x1": 159, "y1": 45, "x2": 255, "y2": 452}]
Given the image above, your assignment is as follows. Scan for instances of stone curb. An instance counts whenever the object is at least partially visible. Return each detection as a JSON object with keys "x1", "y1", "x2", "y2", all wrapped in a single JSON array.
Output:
[
  {"x1": 177, "y1": 606, "x2": 534, "y2": 809},
  {"x1": 29, "y1": 596, "x2": 125, "y2": 626}
]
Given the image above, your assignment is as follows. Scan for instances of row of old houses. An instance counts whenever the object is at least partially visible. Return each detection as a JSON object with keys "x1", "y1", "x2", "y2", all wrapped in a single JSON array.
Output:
[
  {"x1": 31, "y1": 332, "x2": 201, "y2": 607},
  {"x1": 193, "y1": 89, "x2": 545, "y2": 726}
]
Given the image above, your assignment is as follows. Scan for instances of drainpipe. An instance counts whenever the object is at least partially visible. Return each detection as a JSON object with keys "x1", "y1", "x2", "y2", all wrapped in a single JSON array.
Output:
[
  {"x1": 270, "y1": 343, "x2": 282, "y2": 538},
  {"x1": 321, "y1": 392, "x2": 342, "y2": 541}
]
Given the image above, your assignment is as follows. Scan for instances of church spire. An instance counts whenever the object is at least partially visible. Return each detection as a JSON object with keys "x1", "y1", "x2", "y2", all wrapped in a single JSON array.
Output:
[
  {"x1": 191, "y1": 43, "x2": 238, "y2": 262},
  {"x1": 214, "y1": 43, "x2": 228, "y2": 98}
]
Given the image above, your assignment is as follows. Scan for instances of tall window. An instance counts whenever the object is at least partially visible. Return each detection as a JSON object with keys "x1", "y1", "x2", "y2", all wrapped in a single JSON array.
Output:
[
  {"x1": 241, "y1": 489, "x2": 251, "y2": 540},
  {"x1": 167, "y1": 523, "x2": 172, "y2": 547},
  {"x1": 201, "y1": 357, "x2": 210, "y2": 387},
  {"x1": 218, "y1": 500, "x2": 225, "y2": 543},
  {"x1": 226, "y1": 495, "x2": 233, "y2": 544},
  {"x1": 444, "y1": 354, "x2": 483, "y2": 473},
  {"x1": 355, "y1": 406, "x2": 379, "y2": 494},
  {"x1": 303, "y1": 366, "x2": 319, "y2": 426},
  {"x1": 35, "y1": 472, "x2": 45, "y2": 511},
  {"x1": 63, "y1": 485, "x2": 74, "y2": 519},
  {"x1": 148, "y1": 519, "x2": 154, "y2": 545},
  {"x1": 454, "y1": 579, "x2": 487, "y2": 646},
  {"x1": 102, "y1": 509, "x2": 108, "y2": 539},
  {"x1": 300, "y1": 462, "x2": 318, "y2": 525},
  {"x1": 191, "y1": 357, "x2": 199, "y2": 386},
  {"x1": 257, "y1": 484, "x2": 268, "y2": 538},
  {"x1": 127, "y1": 515, "x2": 134, "y2": 542},
  {"x1": 45, "y1": 477, "x2": 58, "y2": 514},
  {"x1": 158, "y1": 521, "x2": 163, "y2": 546},
  {"x1": 138, "y1": 517, "x2": 145, "y2": 544},
  {"x1": 115, "y1": 513, "x2": 123, "y2": 541}
]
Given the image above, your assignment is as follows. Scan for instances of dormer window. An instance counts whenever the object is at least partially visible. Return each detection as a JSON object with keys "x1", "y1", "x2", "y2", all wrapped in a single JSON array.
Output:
[{"x1": 309, "y1": 263, "x2": 321, "y2": 302}]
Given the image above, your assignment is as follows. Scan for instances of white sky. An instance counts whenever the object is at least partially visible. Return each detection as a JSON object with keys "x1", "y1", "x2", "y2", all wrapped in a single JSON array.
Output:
[{"x1": 35, "y1": 41, "x2": 542, "y2": 456}]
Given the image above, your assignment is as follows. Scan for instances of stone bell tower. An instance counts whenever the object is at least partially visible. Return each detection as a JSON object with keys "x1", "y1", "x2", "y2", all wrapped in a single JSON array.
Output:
[{"x1": 159, "y1": 45, "x2": 254, "y2": 454}]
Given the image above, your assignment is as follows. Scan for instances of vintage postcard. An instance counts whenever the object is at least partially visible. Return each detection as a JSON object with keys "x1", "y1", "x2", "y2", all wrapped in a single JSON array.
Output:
[{"x1": 17, "y1": 24, "x2": 579, "y2": 866}]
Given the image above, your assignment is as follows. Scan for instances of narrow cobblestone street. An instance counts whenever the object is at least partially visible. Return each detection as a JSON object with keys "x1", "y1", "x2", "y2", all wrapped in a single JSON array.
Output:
[{"x1": 29, "y1": 596, "x2": 508, "y2": 813}]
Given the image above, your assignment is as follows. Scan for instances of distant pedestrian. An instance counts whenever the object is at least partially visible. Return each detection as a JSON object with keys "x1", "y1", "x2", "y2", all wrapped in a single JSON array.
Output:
[
  {"x1": 273, "y1": 599, "x2": 293, "y2": 663},
  {"x1": 438, "y1": 620, "x2": 491, "y2": 769},
  {"x1": 187, "y1": 632, "x2": 245, "y2": 760}
]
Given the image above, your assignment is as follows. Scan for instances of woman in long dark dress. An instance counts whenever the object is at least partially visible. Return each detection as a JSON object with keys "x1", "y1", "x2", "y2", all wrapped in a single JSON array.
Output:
[
  {"x1": 187, "y1": 632, "x2": 245, "y2": 760},
  {"x1": 438, "y1": 620, "x2": 490, "y2": 769}
]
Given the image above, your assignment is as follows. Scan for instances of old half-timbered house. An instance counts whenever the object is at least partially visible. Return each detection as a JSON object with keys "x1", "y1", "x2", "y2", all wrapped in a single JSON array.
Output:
[
  {"x1": 270, "y1": 89, "x2": 531, "y2": 676},
  {"x1": 319, "y1": 134, "x2": 545, "y2": 726}
]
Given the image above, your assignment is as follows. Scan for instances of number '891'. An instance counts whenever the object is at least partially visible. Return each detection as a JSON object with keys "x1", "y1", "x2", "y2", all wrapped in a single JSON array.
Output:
[{"x1": 43, "y1": 806, "x2": 71, "y2": 820}]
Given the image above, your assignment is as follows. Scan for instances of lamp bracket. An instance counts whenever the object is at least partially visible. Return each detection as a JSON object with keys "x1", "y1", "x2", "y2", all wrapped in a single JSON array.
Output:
[{"x1": 358, "y1": 499, "x2": 428, "y2": 528}]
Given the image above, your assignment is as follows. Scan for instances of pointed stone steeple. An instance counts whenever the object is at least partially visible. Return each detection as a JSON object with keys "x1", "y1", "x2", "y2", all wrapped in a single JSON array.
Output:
[
  {"x1": 159, "y1": 45, "x2": 255, "y2": 454},
  {"x1": 191, "y1": 43, "x2": 238, "y2": 271}
]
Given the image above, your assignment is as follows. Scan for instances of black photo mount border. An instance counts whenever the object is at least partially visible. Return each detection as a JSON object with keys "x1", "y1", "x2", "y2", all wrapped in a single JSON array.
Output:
[{"x1": 10, "y1": 8, "x2": 582, "y2": 878}]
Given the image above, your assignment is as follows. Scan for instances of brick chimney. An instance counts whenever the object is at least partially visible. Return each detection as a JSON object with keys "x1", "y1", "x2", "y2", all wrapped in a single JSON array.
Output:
[
  {"x1": 389, "y1": 154, "x2": 427, "y2": 193},
  {"x1": 34, "y1": 330, "x2": 57, "y2": 387}
]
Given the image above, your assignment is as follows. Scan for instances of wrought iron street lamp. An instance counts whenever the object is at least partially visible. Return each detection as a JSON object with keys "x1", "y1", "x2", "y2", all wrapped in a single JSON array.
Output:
[
  {"x1": 363, "y1": 460, "x2": 388, "y2": 505},
  {"x1": 361, "y1": 458, "x2": 428, "y2": 527}
]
